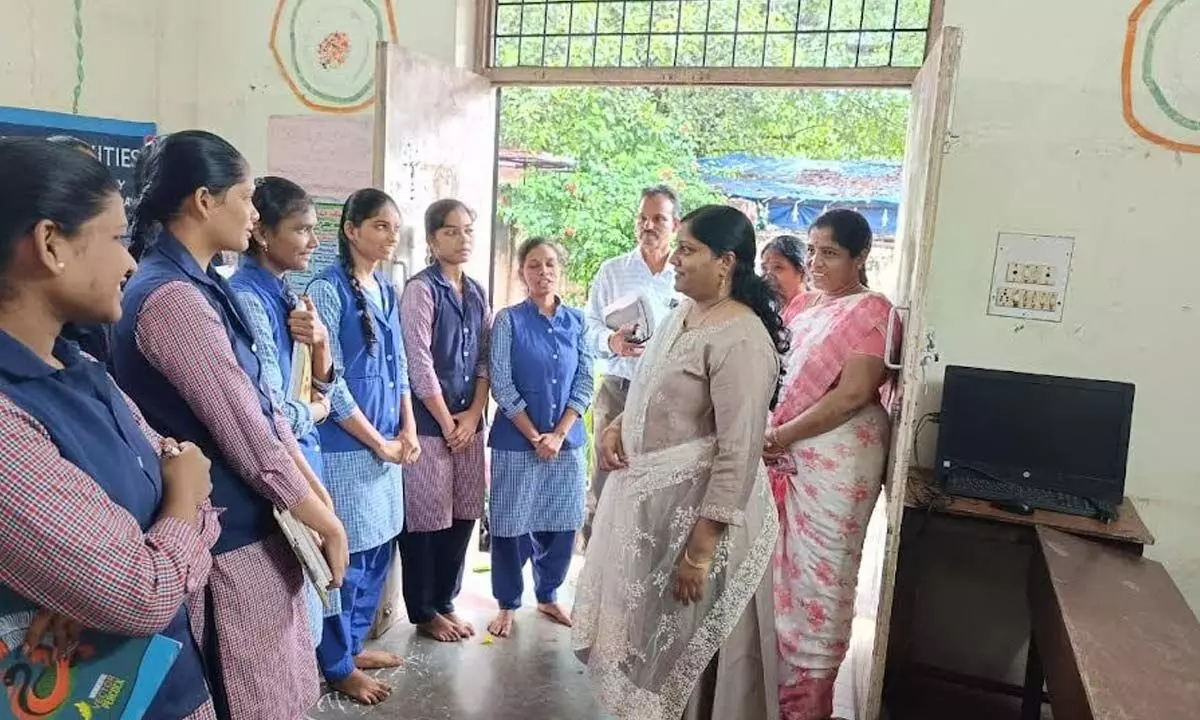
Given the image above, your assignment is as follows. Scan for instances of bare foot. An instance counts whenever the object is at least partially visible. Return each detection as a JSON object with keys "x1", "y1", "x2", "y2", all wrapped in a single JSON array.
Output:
[
  {"x1": 354, "y1": 649, "x2": 402, "y2": 670},
  {"x1": 443, "y1": 612, "x2": 476, "y2": 637},
  {"x1": 330, "y1": 669, "x2": 392, "y2": 705},
  {"x1": 416, "y1": 615, "x2": 463, "y2": 642},
  {"x1": 538, "y1": 602, "x2": 573, "y2": 627},
  {"x1": 487, "y1": 610, "x2": 515, "y2": 638}
]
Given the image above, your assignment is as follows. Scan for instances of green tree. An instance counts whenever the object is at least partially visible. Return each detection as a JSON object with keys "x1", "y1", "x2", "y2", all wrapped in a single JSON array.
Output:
[
  {"x1": 498, "y1": 87, "x2": 723, "y2": 301},
  {"x1": 498, "y1": 85, "x2": 909, "y2": 299},
  {"x1": 655, "y1": 88, "x2": 910, "y2": 160}
]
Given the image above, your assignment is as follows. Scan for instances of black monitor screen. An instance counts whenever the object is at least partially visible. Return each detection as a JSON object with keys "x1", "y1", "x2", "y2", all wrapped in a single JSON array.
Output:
[{"x1": 937, "y1": 366, "x2": 1134, "y2": 500}]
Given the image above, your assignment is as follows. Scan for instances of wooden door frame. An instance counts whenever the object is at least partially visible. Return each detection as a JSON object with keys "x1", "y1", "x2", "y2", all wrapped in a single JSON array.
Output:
[
  {"x1": 861, "y1": 26, "x2": 961, "y2": 720},
  {"x1": 473, "y1": 0, "x2": 944, "y2": 88}
]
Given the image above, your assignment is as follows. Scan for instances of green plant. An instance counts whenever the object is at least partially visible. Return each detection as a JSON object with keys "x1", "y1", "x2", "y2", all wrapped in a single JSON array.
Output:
[
  {"x1": 499, "y1": 86, "x2": 911, "y2": 303},
  {"x1": 499, "y1": 86, "x2": 723, "y2": 303}
]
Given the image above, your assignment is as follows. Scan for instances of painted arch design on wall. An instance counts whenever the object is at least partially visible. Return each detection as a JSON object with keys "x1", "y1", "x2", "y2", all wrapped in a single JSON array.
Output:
[
  {"x1": 270, "y1": 0, "x2": 398, "y2": 114},
  {"x1": 1123, "y1": 0, "x2": 1200, "y2": 152}
]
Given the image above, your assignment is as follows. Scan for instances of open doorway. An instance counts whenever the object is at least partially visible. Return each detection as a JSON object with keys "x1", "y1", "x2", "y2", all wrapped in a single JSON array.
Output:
[
  {"x1": 492, "y1": 82, "x2": 909, "y2": 720},
  {"x1": 492, "y1": 85, "x2": 909, "y2": 308}
]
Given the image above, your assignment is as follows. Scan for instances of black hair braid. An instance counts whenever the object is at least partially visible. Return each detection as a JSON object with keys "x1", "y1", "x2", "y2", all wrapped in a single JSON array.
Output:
[
  {"x1": 730, "y1": 259, "x2": 790, "y2": 409},
  {"x1": 337, "y1": 187, "x2": 399, "y2": 354},
  {"x1": 338, "y1": 233, "x2": 378, "y2": 353},
  {"x1": 127, "y1": 138, "x2": 166, "y2": 260}
]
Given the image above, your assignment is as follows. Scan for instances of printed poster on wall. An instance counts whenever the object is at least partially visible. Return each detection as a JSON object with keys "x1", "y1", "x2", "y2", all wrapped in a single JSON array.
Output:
[
  {"x1": 0, "y1": 106, "x2": 156, "y2": 213},
  {"x1": 286, "y1": 199, "x2": 345, "y2": 295}
]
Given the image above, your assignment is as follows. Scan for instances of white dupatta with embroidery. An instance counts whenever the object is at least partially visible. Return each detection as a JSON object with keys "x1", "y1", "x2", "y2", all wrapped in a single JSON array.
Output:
[{"x1": 571, "y1": 301, "x2": 780, "y2": 720}]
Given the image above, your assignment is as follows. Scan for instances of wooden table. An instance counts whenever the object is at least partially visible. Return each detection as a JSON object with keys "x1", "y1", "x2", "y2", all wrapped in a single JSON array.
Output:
[
  {"x1": 1026, "y1": 527, "x2": 1200, "y2": 719},
  {"x1": 886, "y1": 470, "x2": 1157, "y2": 717},
  {"x1": 904, "y1": 469, "x2": 1154, "y2": 550}
]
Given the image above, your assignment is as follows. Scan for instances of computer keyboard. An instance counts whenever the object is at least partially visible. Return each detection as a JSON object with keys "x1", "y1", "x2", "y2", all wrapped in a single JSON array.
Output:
[{"x1": 944, "y1": 471, "x2": 1113, "y2": 520}]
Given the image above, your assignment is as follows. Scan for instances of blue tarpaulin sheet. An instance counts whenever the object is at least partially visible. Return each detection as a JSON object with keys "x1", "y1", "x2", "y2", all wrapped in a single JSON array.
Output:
[{"x1": 700, "y1": 154, "x2": 901, "y2": 234}]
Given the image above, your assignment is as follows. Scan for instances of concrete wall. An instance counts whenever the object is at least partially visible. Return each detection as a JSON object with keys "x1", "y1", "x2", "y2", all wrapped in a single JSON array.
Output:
[
  {"x1": 923, "y1": 0, "x2": 1199, "y2": 610},
  {"x1": 0, "y1": 0, "x2": 472, "y2": 170},
  {"x1": 1, "y1": 0, "x2": 1196, "y2": 615}
]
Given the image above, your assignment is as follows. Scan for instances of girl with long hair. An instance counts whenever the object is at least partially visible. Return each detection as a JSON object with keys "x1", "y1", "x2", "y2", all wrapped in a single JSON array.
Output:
[
  {"x1": 396, "y1": 199, "x2": 492, "y2": 643},
  {"x1": 111, "y1": 130, "x2": 349, "y2": 718},
  {"x1": 229, "y1": 176, "x2": 338, "y2": 650},
  {"x1": 307, "y1": 187, "x2": 419, "y2": 704}
]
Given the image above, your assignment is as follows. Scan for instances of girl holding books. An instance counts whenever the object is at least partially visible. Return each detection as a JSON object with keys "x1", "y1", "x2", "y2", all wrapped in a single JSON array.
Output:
[
  {"x1": 0, "y1": 137, "x2": 217, "y2": 719},
  {"x1": 110, "y1": 131, "x2": 349, "y2": 719},
  {"x1": 229, "y1": 176, "x2": 338, "y2": 648},
  {"x1": 308, "y1": 188, "x2": 419, "y2": 705},
  {"x1": 397, "y1": 199, "x2": 491, "y2": 643}
]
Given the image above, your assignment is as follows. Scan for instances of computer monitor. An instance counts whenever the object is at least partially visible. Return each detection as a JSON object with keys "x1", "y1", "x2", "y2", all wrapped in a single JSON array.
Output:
[{"x1": 935, "y1": 366, "x2": 1134, "y2": 505}]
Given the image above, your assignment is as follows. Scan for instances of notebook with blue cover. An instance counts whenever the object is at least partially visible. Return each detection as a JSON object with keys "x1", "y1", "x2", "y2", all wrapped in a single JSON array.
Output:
[{"x1": 0, "y1": 599, "x2": 181, "y2": 720}]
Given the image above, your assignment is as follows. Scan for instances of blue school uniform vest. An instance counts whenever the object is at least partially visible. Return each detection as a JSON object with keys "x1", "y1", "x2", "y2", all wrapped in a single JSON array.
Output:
[
  {"x1": 0, "y1": 332, "x2": 209, "y2": 720},
  {"x1": 488, "y1": 300, "x2": 588, "y2": 451},
  {"x1": 111, "y1": 231, "x2": 279, "y2": 554},
  {"x1": 60, "y1": 321, "x2": 111, "y2": 366},
  {"x1": 229, "y1": 257, "x2": 324, "y2": 478},
  {"x1": 312, "y1": 264, "x2": 406, "y2": 452},
  {"x1": 407, "y1": 265, "x2": 488, "y2": 437}
]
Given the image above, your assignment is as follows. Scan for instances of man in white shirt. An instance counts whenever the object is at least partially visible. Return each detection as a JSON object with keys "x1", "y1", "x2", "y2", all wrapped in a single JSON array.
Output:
[{"x1": 581, "y1": 185, "x2": 681, "y2": 546}]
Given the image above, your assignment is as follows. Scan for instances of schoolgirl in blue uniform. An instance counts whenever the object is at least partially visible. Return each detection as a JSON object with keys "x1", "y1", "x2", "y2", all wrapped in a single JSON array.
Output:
[
  {"x1": 308, "y1": 188, "x2": 420, "y2": 705},
  {"x1": 110, "y1": 131, "x2": 348, "y2": 718},
  {"x1": 229, "y1": 176, "x2": 339, "y2": 648},
  {"x1": 0, "y1": 138, "x2": 217, "y2": 719},
  {"x1": 486, "y1": 237, "x2": 594, "y2": 638}
]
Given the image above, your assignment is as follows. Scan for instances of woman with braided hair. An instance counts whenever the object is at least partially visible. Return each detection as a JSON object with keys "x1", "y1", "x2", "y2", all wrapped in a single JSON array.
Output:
[
  {"x1": 396, "y1": 199, "x2": 491, "y2": 643},
  {"x1": 229, "y1": 176, "x2": 338, "y2": 653},
  {"x1": 306, "y1": 187, "x2": 419, "y2": 705},
  {"x1": 110, "y1": 130, "x2": 349, "y2": 719}
]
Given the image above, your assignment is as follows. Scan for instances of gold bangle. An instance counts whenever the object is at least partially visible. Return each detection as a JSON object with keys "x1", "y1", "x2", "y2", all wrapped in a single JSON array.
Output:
[{"x1": 683, "y1": 549, "x2": 712, "y2": 570}]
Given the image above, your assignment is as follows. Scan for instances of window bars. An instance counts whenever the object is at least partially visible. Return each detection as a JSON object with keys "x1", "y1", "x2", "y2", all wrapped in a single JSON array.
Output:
[{"x1": 489, "y1": 0, "x2": 934, "y2": 71}]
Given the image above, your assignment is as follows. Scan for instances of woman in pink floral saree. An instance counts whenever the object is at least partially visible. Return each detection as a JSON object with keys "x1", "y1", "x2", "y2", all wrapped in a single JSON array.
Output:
[{"x1": 762, "y1": 210, "x2": 898, "y2": 720}]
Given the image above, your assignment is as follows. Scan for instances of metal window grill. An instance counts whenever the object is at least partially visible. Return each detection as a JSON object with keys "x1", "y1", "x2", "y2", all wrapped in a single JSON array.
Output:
[{"x1": 490, "y1": 0, "x2": 933, "y2": 70}]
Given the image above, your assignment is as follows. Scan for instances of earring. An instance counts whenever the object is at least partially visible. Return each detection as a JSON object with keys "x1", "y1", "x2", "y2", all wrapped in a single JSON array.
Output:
[{"x1": 56, "y1": 262, "x2": 65, "y2": 269}]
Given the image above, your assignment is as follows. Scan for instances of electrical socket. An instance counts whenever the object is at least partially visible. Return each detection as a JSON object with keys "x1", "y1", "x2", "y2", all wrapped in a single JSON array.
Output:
[
  {"x1": 1005, "y1": 262, "x2": 1054, "y2": 286},
  {"x1": 995, "y1": 287, "x2": 1060, "y2": 311}
]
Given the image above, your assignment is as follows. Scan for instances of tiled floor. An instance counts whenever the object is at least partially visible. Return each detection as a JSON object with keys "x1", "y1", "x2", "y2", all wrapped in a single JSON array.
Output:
[
  {"x1": 306, "y1": 533, "x2": 869, "y2": 720},
  {"x1": 306, "y1": 544, "x2": 605, "y2": 720}
]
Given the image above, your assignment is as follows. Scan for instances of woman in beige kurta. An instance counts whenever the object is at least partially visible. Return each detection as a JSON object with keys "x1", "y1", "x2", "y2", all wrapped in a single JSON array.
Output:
[{"x1": 572, "y1": 205, "x2": 787, "y2": 720}]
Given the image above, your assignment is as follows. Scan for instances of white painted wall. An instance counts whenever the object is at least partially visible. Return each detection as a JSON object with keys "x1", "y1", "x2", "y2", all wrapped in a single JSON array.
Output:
[
  {"x1": 924, "y1": 0, "x2": 1200, "y2": 609},
  {"x1": 0, "y1": 0, "x2": 160, "y2": 121},
  {"x1": 0, "y1": 0, "x2": 471, "y2": 170},
  {"x1": 2, "y1": 0, "x2": 1197, "y2": 613}
]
